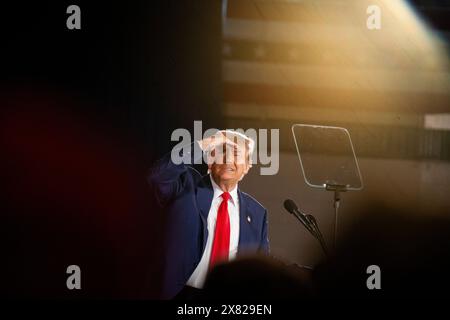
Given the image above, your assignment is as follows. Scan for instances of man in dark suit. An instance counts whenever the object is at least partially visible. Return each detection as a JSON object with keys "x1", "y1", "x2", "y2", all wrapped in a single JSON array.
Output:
[{"x1": 147, "y1": 130, "x2": 269, "y2": 299}]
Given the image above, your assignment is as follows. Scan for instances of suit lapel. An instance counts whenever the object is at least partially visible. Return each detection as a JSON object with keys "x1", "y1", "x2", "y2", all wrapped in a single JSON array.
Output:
[
  {"x1": 196, "y1": 175, "x2": 214, "y2": 252},
  {"x1": 238, "y1": 190, "x2": 252, "y2": 252}
]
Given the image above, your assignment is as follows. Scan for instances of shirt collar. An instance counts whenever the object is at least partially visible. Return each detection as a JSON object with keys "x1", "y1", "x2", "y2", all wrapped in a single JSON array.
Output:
[{"x1": 209, "y1": 174, "x2": 238, "y2": 205}]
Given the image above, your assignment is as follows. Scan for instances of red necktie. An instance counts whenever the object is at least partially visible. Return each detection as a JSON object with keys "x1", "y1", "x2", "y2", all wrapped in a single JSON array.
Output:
[{"x1": 209, "y1": 192, "x2": 231, "y2": 269}]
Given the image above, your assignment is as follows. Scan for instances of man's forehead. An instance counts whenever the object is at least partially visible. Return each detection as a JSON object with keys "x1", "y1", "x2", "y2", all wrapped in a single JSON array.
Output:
[
  {"x1": 222, "y1": 131, "x2": 249, "y2": 142},
  {"x1": 215, "y1": 142, "x2": 248, "y2": 153}
]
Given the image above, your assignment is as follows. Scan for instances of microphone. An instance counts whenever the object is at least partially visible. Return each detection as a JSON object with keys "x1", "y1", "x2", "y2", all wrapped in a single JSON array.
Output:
[
  {"x1": 283, "y1": 199, "x2": 328, "y2": 257},
  {"x1": 283, "y1": 199, "x2": 316, "y2": 236}
]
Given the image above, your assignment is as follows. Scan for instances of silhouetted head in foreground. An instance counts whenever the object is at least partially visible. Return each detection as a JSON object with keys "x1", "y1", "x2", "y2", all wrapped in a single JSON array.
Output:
[{"x1": 203, "y1": 255, "x2": 314, "y2": 300}]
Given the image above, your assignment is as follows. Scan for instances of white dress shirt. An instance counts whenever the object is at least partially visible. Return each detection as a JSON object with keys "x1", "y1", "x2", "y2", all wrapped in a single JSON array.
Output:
[{"x1": 186, "y1": 175, "x2": 240, "y2": 289}]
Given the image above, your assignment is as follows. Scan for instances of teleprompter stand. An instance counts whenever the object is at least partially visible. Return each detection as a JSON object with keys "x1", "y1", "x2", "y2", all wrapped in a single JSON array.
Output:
[{"x1": 292, "y1": 124, "x2": 363, "y2": 251}]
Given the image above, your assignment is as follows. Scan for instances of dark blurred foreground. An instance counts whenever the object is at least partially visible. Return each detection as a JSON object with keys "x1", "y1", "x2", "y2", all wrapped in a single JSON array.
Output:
[{"x1": 202, "y1": 206, "x2": 450, "y2": 300}]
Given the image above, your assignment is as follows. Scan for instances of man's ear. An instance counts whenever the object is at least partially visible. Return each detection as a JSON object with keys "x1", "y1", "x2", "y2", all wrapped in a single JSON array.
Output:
[{"x1": 239, "y1": 165, "x2": 250, "y2": 181}]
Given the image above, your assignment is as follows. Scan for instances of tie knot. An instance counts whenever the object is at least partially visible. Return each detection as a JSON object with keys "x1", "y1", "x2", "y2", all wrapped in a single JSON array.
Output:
[{"x1": 221, "y1": 192, "x2": 230, "y2": 201}]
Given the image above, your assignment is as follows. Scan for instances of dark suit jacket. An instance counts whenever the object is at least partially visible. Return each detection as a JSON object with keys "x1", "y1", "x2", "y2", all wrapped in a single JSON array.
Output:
[{"x1": 147, "y1": 142, "x2": 269, "y2": 299}]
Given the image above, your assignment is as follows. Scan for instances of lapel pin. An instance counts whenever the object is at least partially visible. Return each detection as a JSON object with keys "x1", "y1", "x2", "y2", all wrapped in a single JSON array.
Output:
[{"x1": 247, "y1": 215, "x2": 251, "y2": 223}]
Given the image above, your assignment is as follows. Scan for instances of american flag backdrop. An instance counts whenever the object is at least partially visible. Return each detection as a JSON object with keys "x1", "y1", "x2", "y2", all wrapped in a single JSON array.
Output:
[{"x1": 220, "y1": 0, "x2": 450, "y2": 161}]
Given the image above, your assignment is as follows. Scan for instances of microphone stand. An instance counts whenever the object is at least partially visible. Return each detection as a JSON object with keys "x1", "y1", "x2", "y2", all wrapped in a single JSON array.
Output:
[
  {"x1": 291, "y1": 209, "x2": 328, "y2": 258},
  {"x1": 306, "y1": 214, "x2": 328, "y2": 257}
]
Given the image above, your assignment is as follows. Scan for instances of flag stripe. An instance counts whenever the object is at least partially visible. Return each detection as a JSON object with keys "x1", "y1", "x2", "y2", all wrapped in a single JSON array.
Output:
[
  {"x1": 223, "y1": 60, "x2": 450, "y2": 94},
  {"x1": 222, "y1": 38, "x2": 443, "y2": 71},
  {"x1": 226, "y1": 0, "x2": 374, "y2": 24},
  {"x1": 223, "y1": 82, "x2": 450, "y2": 113},
  {"x1": 224, "y1": 103, "x2": 423, "y2": 127}
]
